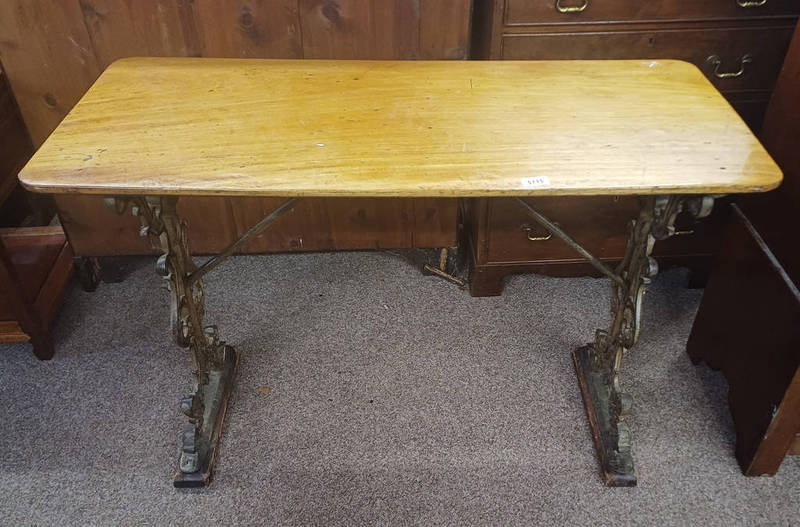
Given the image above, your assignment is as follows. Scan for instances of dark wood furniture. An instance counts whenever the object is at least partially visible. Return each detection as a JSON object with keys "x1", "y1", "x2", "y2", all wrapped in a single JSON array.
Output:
[
  {"x1": 687, "y1": 204, "x2": 800, "y2": 476},
  {"x1": 468, "y1": 0, "x2": 799, "y2": 296},
  {"x1": 0, "y1": 1, "x2": 472, "y2": 262},
  {"x1": 0, "y1": 227, "x2": 74, "y2": 360},
  {"x1": 0, "y1": 67, "x2": 73, "y2": 359},
  {"x1": 0, "y1": 67, "x2": 35, "y2": 224},
  {"x1": 687, "y1": 20, "x2": 800, "y2": 476}
]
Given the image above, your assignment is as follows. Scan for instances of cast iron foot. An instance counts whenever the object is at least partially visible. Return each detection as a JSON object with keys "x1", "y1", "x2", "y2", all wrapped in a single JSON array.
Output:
[
  {"x1": 174, "y1": 345, "x2": 239, "y2": 488},
  {"x1": 573, "y1": 345, "x2": 637, "y2": 487}
]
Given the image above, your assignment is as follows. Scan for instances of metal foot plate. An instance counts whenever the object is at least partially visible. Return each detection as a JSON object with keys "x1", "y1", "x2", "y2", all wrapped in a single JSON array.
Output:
[
  {"x1": 173, "y1": 345, "x2": 239, "y2": 488},
  {"x1": 573, "y1": 345, "x2": 637, "y2": 487}
]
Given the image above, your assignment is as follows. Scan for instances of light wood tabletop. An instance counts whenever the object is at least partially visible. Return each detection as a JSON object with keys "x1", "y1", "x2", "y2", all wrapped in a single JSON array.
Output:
[{"x1": 19, "y1": 57, "x2": 781, "y2": 197}]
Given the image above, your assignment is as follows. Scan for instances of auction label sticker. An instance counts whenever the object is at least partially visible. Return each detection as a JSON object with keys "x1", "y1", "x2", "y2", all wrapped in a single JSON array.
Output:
[{"x1": 520, "y1": 176, "x2": 551, "y2": 188}]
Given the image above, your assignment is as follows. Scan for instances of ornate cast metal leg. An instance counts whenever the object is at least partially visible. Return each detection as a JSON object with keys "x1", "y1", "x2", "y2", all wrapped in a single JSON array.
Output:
[
  {"x1": 516, "y1": 195, "x2": 714, "y2": 486},
  {"x1": 118, "y1": 196, "x2": 238, "y2": 486},
  {"x1": 105, "y1": 195, "x2": 298, "y2": 487}
]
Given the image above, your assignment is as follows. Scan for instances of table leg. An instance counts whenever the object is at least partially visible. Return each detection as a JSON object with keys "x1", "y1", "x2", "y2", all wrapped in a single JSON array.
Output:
[
  {"x1": 110, "y1": 196, "x2": 237, "y2": 487},
  {"x1": 517, "y1": 194, "x2": 714, "y2": 486},
  {"x1": 106, "y1": 195, "x2": 299, "y2": 487}
]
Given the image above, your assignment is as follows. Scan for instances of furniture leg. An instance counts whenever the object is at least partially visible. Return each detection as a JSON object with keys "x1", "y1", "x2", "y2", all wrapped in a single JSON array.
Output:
[
  {"x1": 106, "y1": 196, "x2": 236, "y2": 486},
  {"x1": 517, "y1": 195, "x2": 714, "y2": 486},
  {"x1": 107, "y1": 195, "x2": 298, "y2": 487},
  {"x1": 0, "y1": 238, "x2": 54, "y2": 360},
  {"x1": 74, "y1": 256, "x2": 101, "y2": 292}
]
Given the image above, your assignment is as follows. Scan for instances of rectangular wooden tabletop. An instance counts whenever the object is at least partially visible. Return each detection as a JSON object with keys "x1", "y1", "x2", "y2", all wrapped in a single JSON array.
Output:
[{"x1": 18, "y1": 58, "x2": 781, "y2": 197}]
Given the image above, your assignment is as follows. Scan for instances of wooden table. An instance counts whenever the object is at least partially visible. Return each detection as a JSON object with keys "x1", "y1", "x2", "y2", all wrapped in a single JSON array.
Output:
[{"x1": 18, "y1": 58, "x2": 781, "y2": 487}]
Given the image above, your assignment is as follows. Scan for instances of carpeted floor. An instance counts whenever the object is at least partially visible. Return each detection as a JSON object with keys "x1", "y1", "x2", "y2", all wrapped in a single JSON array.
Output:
[{"x1": 0, "y1": 251, "x2": 797, "y2": 526}]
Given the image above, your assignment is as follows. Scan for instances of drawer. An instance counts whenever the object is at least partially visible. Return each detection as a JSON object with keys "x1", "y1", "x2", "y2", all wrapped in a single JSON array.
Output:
[
  {"x1": 486, "y1": 196, "x2": 636, "y2": 263},
  {"x1": 502, "y1": 26, "x2": 795, "y2": 92},
  {"x1": 505, "y1": 0, "x2": 800, "y2": 26},
  {"x1": 485, "y1": 196, "x2": 727, "y2": 264}
]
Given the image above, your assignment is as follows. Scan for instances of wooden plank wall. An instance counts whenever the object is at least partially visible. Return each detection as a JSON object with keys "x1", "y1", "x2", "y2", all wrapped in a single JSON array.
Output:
[
  {"x1": 0, "y1": 0, "x2": 471, "y2": 255},
  {"x1": 0, "y1": 70, "x2": 34, "y2": 210}
]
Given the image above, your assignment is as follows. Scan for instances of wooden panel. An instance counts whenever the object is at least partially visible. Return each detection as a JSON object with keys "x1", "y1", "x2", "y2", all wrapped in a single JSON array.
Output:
[
  {"x1": 412, "y1": 198, "x2": 459, "y2": 247},
  {"x1": 0, "y1": 72, "x2": 34, "y2": 206},
  {"x1": 234, "y1": 197, "x2": 418, "y2": 251},
  {"x1": 79, "y1": 0, "x2": 201, "y2": 67},
  {"x1": 54, "y1": 194, "x2": 238, "y2": 255},
  {"x1": 193, "y1": 0, "x2": 303, "y2": 58},
  {"x1": 19, "y1": 58, "x2": 782, "y2": 198},
  {"x1": 687, "y1": 204, "x2": 800, "y2": 477},
  {"x1": 0, "y1": 0, "x2": 102, "y2": 145},
  {"x1": 505, "y1": 0, "x2": 800, "y2": 26},
  {"x1": 33, "y1": 238, "x2": 74, "y2": 326},
  {"x1": 299, "y1": 0, "x2": 418, "y2": 59},
  {"x1": 502, "y1": 26, "x2": 795, "y2": 93},
  {"x1": 0, "y1": 226, "x2": 66, "y2": 319},
  {"x1": 56, "y1": 195, "x2": 456, "y2": 254},
  {"x1": 298, "y1": 0, "x2": 471, "y2": 60},
  {"x1": 420, "y1": 0, "x2": 472, "y2": 59},
  {"x1": 0, "y1": 321, "x2": 28, "y2": 343},
  {"x1": 761, "y1": 21, "x2": 800, "y2": 210}
]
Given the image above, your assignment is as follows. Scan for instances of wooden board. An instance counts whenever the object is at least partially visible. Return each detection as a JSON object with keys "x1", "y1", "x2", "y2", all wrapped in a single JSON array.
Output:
[
  {"x1": 19, "y1": 58, "x2": 782, "y2": 198},
  {"x1": 0, "y1": 0, "x2": 472, "y2": 147}
]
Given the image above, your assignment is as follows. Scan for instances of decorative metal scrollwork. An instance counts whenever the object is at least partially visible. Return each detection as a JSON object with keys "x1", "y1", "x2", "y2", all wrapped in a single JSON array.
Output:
[
  {"x1": 106, "y1": 195, "x2": 228, "y2": 475},
  {"x1": 593, "y1": 195, "x2": 715, "y2": 468}
]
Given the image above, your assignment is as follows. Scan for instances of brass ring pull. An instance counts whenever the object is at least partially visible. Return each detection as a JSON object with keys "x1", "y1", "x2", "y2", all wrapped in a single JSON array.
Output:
[
  {"x1": 522, "y1": 225, "x2": 552, "y2": 242},
  {"x1": 556, "y1": 0, "x2": 588, "y2": 13},
  {"x1": 737, "y1": 0, "x2": 767, "y2": 7},
  {"x1": 706, "y1": 54, "x2": 752, "y2": 79}
]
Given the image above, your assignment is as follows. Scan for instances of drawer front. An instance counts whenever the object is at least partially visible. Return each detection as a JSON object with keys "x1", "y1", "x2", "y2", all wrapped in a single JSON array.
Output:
[
  {"x1": 486, "y1": 196, "x2": 637, "y2": 263},
  {"x1": 502, "y1": 27, "x2": 794, "y2": 92},
  {"x1": 485, "y1": 197, "x2": 726, "y2": 264},
  {"x1": 505, "y1": 0, "x2": 800, "y2": 26}
]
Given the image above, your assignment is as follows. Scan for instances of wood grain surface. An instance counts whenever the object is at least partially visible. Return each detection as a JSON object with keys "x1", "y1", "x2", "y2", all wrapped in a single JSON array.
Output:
[
  {"x1": 0, "y1": 0, "x2": 472, "y2": 146},
  {"x1": 19, "y1": 58, "x2": 782, "y2": 197}
]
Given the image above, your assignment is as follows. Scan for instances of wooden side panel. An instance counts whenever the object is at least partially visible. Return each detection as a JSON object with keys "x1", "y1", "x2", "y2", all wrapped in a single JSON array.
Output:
[
  {"x1": 0, "y1": 72, "x2": 34, "y2": 207},
  {"x1": 0, "y1": 0, "x2": 102, "y2": 145},
  {"x1": 761, "y1": 22, "x2": 800, "y2": 210},
  {"x1": 54, "y1": 194, "x2": 239, "y2": 255},
  {"x1": 687, "y1": 205, "x2": 800, "y2": 476},
  {"x1": 790, "y1": 434, "x2": 800, "y2": 455},
  {"x1": 193, "y1": 0, "x2": 303, "y2": 59},
  {"x1": 79, "y1": 0, "x2": 201, "y2": 67},
  {"x1": 412, "y1": 198, "x2": 459, "y2": 248},
  {"x1": 300, "y1": 0, "x2": 416, "y2": 59},
  {"x1": 420, "y1": 0, "x2": 471, "y2": 59}
]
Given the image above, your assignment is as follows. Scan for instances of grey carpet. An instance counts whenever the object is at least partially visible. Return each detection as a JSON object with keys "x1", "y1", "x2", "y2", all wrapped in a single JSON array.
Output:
[{"x1": 0, "y1": 251, "x2": 797, "y2": 526}]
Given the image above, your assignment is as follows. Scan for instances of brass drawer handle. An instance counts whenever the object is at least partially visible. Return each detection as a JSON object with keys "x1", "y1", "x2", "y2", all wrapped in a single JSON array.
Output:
[
  {"x1": 737, "y1": 0, "x2": 767, "y2": 7},
  {"x1": 522, "y1": 224, "x2": 552, "y2": 242},
  {"x1": 556, "y1": 0, "x2": 588, "y2": 13},
  {"x1": 707, "y1": 54, "x2": 752, "y2": 79}
]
